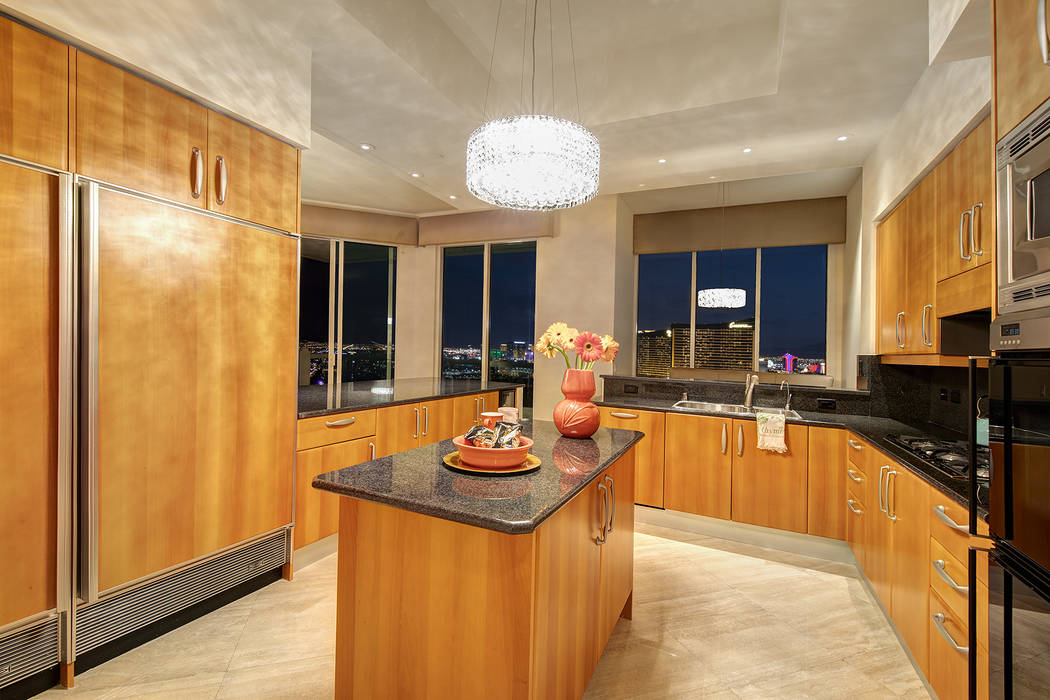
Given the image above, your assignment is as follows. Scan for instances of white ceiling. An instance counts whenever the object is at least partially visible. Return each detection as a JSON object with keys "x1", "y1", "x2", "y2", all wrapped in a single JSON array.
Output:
[{"x1": 251, "y1": 0, "x2": 931, "y2": 215}]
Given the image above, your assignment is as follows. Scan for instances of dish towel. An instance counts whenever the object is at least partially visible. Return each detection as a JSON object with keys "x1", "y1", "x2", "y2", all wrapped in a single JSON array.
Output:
[{"x1": 755, "y1": 412, "x2": 787, "y2": 453}]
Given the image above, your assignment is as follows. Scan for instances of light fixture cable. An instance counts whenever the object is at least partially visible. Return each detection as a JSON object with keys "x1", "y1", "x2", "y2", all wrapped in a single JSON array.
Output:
[{"x1": 482, "y1": 0, "x2": 505, "y2": 120}]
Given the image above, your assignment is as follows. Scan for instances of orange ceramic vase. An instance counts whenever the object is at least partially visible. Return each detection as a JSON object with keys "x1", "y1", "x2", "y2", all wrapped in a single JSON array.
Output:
[{"x1": 553, "y1": 368, "x2": 600, "y2": 438}]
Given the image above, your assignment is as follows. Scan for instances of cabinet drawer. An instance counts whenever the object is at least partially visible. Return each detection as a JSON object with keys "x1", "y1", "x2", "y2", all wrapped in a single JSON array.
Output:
[
  {"x1": 297, "y1": 409, "x2": 377, "y2": 451},
  {"x1": 930, "y1": 537, "x2": 969, "y2": 623},
  {"x1": 929, "y1": 588, "x2": 969, "y2": 700},
  {"x1": 929, "y1": 496, "x2": 972, "y2": 564},
  {"x1": 845, "y1": 433, "x2": 871, "y2": 474}
]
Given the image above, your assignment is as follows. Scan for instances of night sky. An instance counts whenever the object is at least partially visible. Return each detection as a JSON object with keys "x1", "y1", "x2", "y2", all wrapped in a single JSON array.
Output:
[
  {"x1": 441, "y1": 243, "x2": 537, "y2": 348},
  {"x1": 637, "y1": 245, "x2": 827, "y2": 358},
  {"x1": 299, "y1": 241, "x2": 395, "y2": 345},
  {"x1": 441, "y1": 245, "x2": 484, "y2": 348}
]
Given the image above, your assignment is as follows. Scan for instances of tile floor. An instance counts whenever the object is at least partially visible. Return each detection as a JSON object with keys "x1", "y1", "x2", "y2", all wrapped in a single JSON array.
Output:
[{"x1": 42, "y1": 522, "x2": 930, "y2": 699}]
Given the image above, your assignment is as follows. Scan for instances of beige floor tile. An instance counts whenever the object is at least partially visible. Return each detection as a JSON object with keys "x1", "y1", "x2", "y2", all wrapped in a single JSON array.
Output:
[{"x1": 216, "y1": 654, "x2": 334, "y2": 699}]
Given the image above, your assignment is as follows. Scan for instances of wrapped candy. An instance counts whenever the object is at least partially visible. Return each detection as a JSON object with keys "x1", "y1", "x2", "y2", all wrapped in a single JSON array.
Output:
[
  {"x1": 493, "y1": 421, "x2": 522, "y2": 448},
  {"x1": 465, "y1": 425, "x2": 497, "y2": 448},
  {"x1": 464, "y1": 422, "x2": 523, "y2": 448}
]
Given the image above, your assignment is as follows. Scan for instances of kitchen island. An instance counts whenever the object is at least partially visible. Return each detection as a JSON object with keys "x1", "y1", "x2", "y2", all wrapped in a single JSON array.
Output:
[{"x1": 313, "y1": 421, "x2": 643, "y2": 700}]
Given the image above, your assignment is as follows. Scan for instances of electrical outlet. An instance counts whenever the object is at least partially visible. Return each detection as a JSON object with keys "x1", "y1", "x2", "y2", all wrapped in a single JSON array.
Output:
[
  {"x1": 939, "y1": 388, "x2": 948, "y2": 401},
  {"x1": 624, "y1": 384, "x2": 639, "y2": 394},
  {"x1": 816, "y1": 398, "x2": 836, "y2": 411},
  {"x1": 951, "y1": 389, "x2": 961, "y2": 404}
]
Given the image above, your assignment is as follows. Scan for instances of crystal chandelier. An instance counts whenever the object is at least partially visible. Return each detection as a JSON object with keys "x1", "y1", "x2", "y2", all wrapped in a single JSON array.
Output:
[
  {"x1": 467, "y1": 0, "x2": 599, "y2": 211},
  {"x1": 697, "y1": 182, "x2": 747, "y2": 309}
]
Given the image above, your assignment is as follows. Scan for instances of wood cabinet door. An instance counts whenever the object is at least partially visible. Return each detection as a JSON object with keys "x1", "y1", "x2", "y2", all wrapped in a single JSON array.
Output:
[
  {"x1": 419, "y1": 398, "x2": 454, "y2": 445},
  {"x1": 877, "y1": 203, "x2": 908, "y2": 354},
  {"x1": 664, "y1": 413, "x2": 732, "y2": 519},
  {"x1": 76, "y1": 53, "x2": 208, "y2": 208},
  {"x1": 451, "y1": 394, "x2": 480, "y2": 436},
  {"x1": 888, "y1": 466, "x2": 931, "y2": 675},
  {"x1": 532, "y1": 473, "x2": 602, "y2": 699},
  {"x1": 905, "y1": 174, "x2": 938, "y2": 354},
  {"x1": 995, "y1": 0, "x2": 1050, "y2": 141},
  {"x1": 597, "y1": 451, "x2": 635, "y2": 655},
  {"x1": 598, "y1": 406, "x2": 665, "y2": 507},
  {"x1": 95, "y1": 190, "x2": 296, "y2": 592},
  {"x1": 478, "y1": 391, "x2": 500, "y2": 415},
  {"x1": 0, "y1": 162, "x2": 58, "y2": 627},
  {"x1": 928, "y1": 588, "x2": 969, "y2": 700},
  {"x1": 846, "y1": 487, "x2": 867, "y2": 571},
  {"x1": 864, "y1": 463, "x2": 894, "y2": 611},
  {"x1": 937, "y1": 119, "x2": 995, "y2": 282},
  {"x1": 0, "y1": 18, "x2": 68, "y2": 169},
  {"x1": 294, "y1": 437, "x2": 373, "y2": 550},
  {"x1": 967, "y1": 117, "x2": 995, "y2": 273},
  {"x1": 807, "y1": 427, "x2": 847, "y2": 540},
  {"x1": 206, "y1": 111, "x2": 298, "y2": 232},
  {"x1": 731, "y1": 420, "x2": 809, "y2": 533},
  {"x1": 375, "y1": 403, "x2": 421, "y2": 456}
]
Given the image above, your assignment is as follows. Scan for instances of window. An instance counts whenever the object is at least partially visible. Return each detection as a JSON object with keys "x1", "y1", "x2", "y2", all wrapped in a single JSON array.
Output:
[
  {"x1": 635, "y1": 245, "x2": 828, "y2": 377},
  {"x1": 440, "y1": 242, "x2": 538, "y2": 413},
  {"x1": 298, "y1": 238, "x2": 396, "y2": 406}
]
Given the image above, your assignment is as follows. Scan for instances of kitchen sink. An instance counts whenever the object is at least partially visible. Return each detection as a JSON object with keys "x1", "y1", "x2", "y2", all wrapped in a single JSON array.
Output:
[{"x1": 671, "y1": 400, "x2": 801, "y2": 420}]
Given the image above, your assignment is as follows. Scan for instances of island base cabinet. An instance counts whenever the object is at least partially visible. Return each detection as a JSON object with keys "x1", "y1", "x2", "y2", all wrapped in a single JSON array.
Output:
[{"x1": 332, "y1": 449, "x2": 636, "y2": 699}]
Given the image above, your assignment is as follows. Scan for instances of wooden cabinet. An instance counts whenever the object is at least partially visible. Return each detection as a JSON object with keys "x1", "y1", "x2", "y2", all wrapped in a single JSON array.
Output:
[
  {"x1": 598, "y1": 406, "x2": 665, "y2": 507},
  {"x1": 294, "y1": 437, "x2": 373, "y2": 549},
  {"x1": 731, "y1": 420, "x2": 809, "y2": 533},
  {"x1": 994, "y1": 0, "x2": 1050, "y2": 141},
  {"x1": 376, "y1": 403, "x2": 423, "y2": 457},
  {"x1": 419, "y1": 398, "x2": 454, "y2": 446},
  {"x1": 878, "y1": 202, "x2": 909, "y2": 354},
  {"x1": 94, "y1": 187, "x2": 297, "y2": 592},
  {"x1": 0, "y1": 161, "x2": 59, "y2": 627},
  {"x1": 807, "y1": 427, "x2": 847, "y2": 539},
  {"x1": 888, "y1": 466, "x2": 932, "y2": 675},
  {"x1": 597, "y1": 451, "x2": 635, "y2": 655},
  {"x1": 0, "y1": 17, "x2": 68, "y2": 169},
  {"x1": 936, "y1": 118, "x2": 994, "y2": 283},
  {"x1": 906, "y1": 174, "x2": 938, "y2": 353},
  {"x1": 845, "y1": 485, "x2": 868, "y2": 570},
  {"x1": 76, "y1": 52, "x2": 208, "y2": 208},
  {"x1": 929, "y1": 588, "x2": 970, "y2": 700},
  {"x1": 663, "y1": 413, "x2": 733, "y2": 519},
  {"x1": 296, "y1": 408, "x2": 377, "y2": 451},
  {"x1": 207, "y1": 111, "x2": 298, "y2": 232},
  {"x1": 451, "y1": 391, "x2": 499, "y2": 436}
]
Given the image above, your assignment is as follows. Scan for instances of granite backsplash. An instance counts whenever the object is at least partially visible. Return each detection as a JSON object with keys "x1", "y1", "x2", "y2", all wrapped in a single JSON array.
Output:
[{"x1": 602, "y1": 355, "x2": 986, "y2": 435}]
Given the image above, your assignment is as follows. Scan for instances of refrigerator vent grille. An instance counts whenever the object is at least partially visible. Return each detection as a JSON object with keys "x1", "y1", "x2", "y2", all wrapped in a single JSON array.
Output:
[
  {"x1": 76, "y1": 531, "x2": 286, "y2": 655},
  {"x1": 0, "y1": 616, "x2": 59, "y2": 689}
]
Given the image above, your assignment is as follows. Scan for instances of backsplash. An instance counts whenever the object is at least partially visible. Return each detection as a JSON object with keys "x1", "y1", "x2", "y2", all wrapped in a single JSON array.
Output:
[{"x1": 603, "y1": 356, "x2": 987, "y2": 435}]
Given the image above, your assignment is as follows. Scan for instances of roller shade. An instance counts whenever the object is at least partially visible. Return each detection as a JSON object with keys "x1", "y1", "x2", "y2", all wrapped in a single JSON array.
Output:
[
  {"x1": 417, "y1": 208, "x2": 553, "y2": 246},
  {"x1": 633, "y1": 197, "x2": 846, "y2": 255},
  {"x1": 301, "y1": 204, "x2": 418, "y2": 245}
]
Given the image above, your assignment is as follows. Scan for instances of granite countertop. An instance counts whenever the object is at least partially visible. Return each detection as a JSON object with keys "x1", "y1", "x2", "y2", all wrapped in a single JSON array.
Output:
[
  {"x1": 312, "y1": 420, "x2": 644, "y2": 534},
  {"x1": 595, "y1": 396, "x2": 983, "y2": 514},
  {"x1": 298, "y1": 378, "x2": 522, "y2": 419}
]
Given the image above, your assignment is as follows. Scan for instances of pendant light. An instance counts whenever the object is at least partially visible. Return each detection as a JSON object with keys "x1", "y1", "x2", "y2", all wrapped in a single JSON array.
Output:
[
  {"x1": 697, "y1": 182, "x2": 746, "y2": 309},
  {"x1": 466, "y1": 0, "x2": 600, "y2": 211}
]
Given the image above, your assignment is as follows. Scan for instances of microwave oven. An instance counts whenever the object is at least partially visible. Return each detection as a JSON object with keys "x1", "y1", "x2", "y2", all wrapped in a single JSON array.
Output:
[{"x1": 997, "y1": 97, "x2": 1050, "y2": 314}]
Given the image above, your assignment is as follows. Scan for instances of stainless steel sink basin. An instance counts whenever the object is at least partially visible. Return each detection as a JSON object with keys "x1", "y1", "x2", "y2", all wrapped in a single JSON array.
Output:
[{"x1": 671, "y1": 400, "x2": 801, "y2": 420}]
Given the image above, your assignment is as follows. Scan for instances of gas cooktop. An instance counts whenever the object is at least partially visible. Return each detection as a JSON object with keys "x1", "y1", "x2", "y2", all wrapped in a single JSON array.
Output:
[{"x1": 884, "y1": 435, "x2": 990, "y2": 507}]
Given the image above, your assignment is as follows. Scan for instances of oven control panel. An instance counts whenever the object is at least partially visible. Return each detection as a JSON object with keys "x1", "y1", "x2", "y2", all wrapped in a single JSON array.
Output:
[{"x1": 992, "y1": 310, "x2": 1050, "y2": 351}]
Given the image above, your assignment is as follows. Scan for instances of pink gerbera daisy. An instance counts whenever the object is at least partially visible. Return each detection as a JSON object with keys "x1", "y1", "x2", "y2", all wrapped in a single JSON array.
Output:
[{"x1": 574, "y1": 332, "x2": 604, "y2": 363}]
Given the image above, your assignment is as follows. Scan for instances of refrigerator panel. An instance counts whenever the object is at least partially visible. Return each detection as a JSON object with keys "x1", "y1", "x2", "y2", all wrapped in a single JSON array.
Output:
[{"x1": 989, "y1": 545, "x2": 1050, "y2": 699}]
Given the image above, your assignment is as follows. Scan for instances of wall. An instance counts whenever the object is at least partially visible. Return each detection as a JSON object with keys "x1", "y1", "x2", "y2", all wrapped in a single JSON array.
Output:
[
  {"x1": 392, "y1": 245, "x2": 440, "y2": 379},
  {"x1": 840, "y1": 176, "x2": 865, "y2": 387},
  {"x1": 0, "y1": 0, "x2": 311, "y2": 146},
  {"x1": 533, "y1": 196, "x2": 636, "y2": 418}
]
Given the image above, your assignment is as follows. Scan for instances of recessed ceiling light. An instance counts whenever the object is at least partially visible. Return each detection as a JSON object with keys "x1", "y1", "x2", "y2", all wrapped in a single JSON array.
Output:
[
  {"x1": 708, "y1": 175, "x2": 718, "y2": 179},
  {"x1": 657, "y1": 158, "x2": 666, "y2": 164},
  {"x1": 837, "y1": 135, "x2": 848, "y2": 142},
  {"x1": 410, "y1": 172, "x2": 421, "y2": 178},
  {"x1": 742, "y1": 147, "x2": 752, "y2": 153},
  {"x1": 638, "y1": 183, "x2": 646, "y2": 187},
  {"x1": 449, "y1": 195, "x2": 457, "y2": 199},
  {"x1": 359, "y1": 143, "x2": 374, "y2": 151}
]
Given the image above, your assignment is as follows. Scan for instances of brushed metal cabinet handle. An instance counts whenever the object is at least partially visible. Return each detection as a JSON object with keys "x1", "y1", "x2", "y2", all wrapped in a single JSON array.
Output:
[
  {"x1": 191, "y1": 147, "x2": 203, "y2": 199},
  {"x1": 721, "y1": 423, "x2": 728, "y2": 455},
  {"x1": 325, "y1": 416, "x2": 357, "y2": 428},
  {"x1": 932, "y1": 613, "x2": 969, "y2": 654},
  {"x1": 413, "y1": 407, "x2": 420, "y2": 439},
  {"x1": 933, "y1": 559, "x2": 969, "y2": 593},
  {"x1": 369, "y1": 441, "x2": 375, "y2": 460},
  {"x1": 896, "y1": 312, "x2": 905, "y2": 349},
  {"x1": 958, "y1": 209, "x2": 972, "y2": 261},
  {"x1": 1041, "y1": 0, "x2": 1050, "y2": 65},
  {"x1": 596, "y1": 482, "x2": 608, "y2": 545},
  {"x1": 847, "y1": 498, "x2": 863, "y2": 515},
  {"x1": 847, "y1": 468, "x2": 864, "y2": 483},
  {"x1": 422, "y1": 406, "x2": 429, "y2": 436},
  {"x1": 932, "y1": 504, "x2": 970, "y2": 533},
  {"x1": 922, "y1": 304, "x2": 933, "y2": 347},
  {"x1": 605, "y1": 475, "x2": 616, "y2": 533},
  {"x1": 886, "y1": 470, "x2": 898, "y2": 521},
  {"x1": 610, "y1": 412, "x2": 638, "y2": 419},
  {"x1": 878, "y1": 465, "x2": 889, "y2": 514},
  {"x1": 970, "y1": 203, "x2": 983, "y2": 255},
  {"x1": 216, "y1": 155, "x2": 228, "y2": 205},
  {"x1": 737, "y1": 424, "x2": 744, "y2": 457},
  {"x1": 480, "y1": 396, "x2": 486, "y2": 414},
  {"x1": 474, "y1": 397, "x2": 479, "y2": 424},
  {"x1": 848, "y1": 439, "x2": 863, "y2": 451}
]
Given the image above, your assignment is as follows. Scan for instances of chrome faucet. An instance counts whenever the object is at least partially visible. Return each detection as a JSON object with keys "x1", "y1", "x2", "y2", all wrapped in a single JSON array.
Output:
[
  {"x1": 780, "y1": 379, "x2": 791, "y2": 410},
  {"x1": 743, "y1": 374, "x2": 759, "y2": 411}
]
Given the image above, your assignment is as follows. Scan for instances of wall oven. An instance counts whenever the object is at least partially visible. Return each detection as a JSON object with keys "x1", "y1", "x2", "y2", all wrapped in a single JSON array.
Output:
[{"x1": 997, "y1": 97, "x2": 1050, "y2": 314}]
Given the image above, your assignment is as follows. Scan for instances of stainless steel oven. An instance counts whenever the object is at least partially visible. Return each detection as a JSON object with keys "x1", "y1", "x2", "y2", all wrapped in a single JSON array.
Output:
[{"x1": 997, "y1": 97, "x2": 1050, "y2": 314}]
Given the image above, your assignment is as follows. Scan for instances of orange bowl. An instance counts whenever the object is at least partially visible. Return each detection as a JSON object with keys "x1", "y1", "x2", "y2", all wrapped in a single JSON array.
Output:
[{"x1": 453, "y1": 435, "x2": 533, "y2": 470}]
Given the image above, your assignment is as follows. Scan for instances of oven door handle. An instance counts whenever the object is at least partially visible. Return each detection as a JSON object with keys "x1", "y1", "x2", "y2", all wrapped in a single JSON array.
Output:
[
  {"x1": 1027, "y1": 177, "x2": 1036, "y2": 242},
  {"x1": 1040, "y1": 0, "x2": 1050, "y2": 65}
]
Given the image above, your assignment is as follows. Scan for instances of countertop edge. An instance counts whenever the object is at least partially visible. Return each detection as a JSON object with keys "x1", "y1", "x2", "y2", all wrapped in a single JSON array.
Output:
[
  {"x1": 298, "y1": 382, "x2": 523, "y2": 419},
  {"x1": 311, "y1": 428, "x2": 646, "y2": 535}
]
